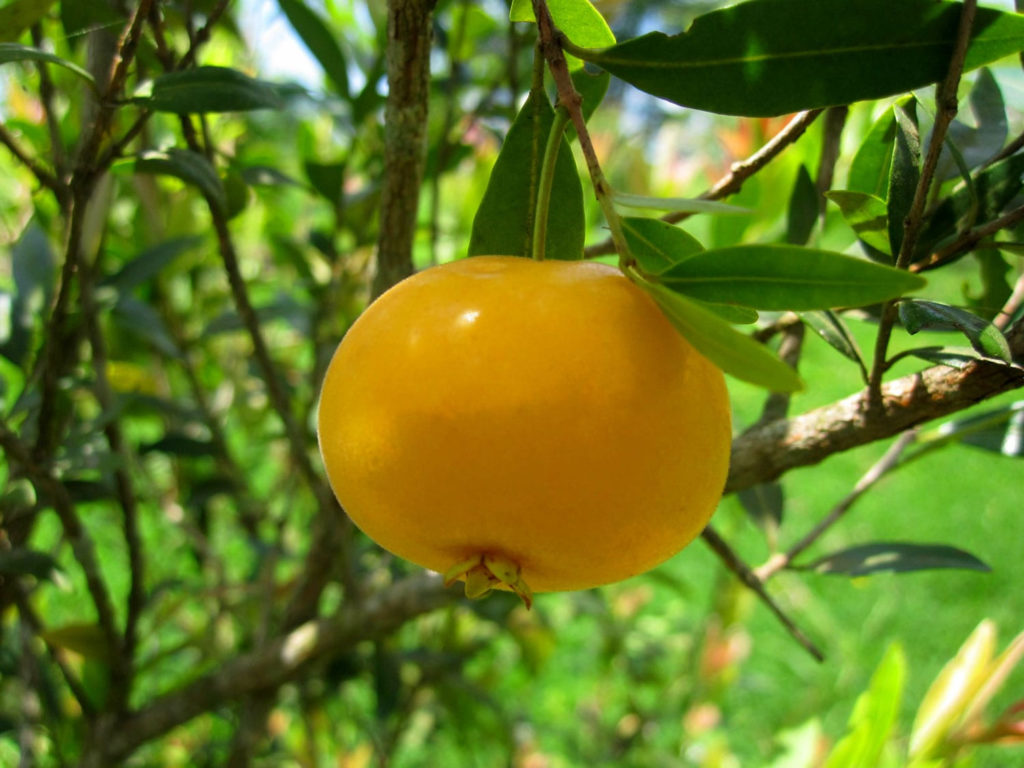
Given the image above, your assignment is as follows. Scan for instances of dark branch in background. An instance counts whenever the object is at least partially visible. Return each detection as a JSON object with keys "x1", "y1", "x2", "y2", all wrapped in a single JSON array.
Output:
[
  {"x1": 584, "y1": 109, "x2": 823, "y2": 258},
  {"x1": 372, "y1": 0, "x2": 439, "y2": 298}
]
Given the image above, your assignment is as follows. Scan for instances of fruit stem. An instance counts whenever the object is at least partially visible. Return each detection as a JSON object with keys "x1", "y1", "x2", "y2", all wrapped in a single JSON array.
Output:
[
  {"x1": 531, "y1": 106, "x2": 570, "y2": 262},
  {"x1": 443, "y1": 553, "x2": 534, "y2": 609}
]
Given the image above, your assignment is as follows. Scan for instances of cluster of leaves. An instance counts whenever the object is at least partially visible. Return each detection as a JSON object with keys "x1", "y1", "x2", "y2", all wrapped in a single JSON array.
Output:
[{"x1": 0, "y1": 0, "x2": 1022, "y2": 766}]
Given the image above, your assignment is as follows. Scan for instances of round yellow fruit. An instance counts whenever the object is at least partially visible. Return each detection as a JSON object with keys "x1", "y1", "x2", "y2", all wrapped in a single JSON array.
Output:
[{"x1": 317, "y1": 255, "x2": 731, "y2": 603}]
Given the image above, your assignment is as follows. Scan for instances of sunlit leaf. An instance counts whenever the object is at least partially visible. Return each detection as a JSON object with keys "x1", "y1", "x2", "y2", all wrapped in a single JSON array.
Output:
[
  {"x1": 657, "y1": 245, "x2": 925, "y2": 310},
  {"x1": 801, "y1": 310, "x2": 868, "y2": 379},
  {"x1": 577, "y1": 0, "x2": 1024, "y2": 116},
  {"x1": 41, "y1": 623, "x2": 111, "y2": 661},
  {"x1": 510, "y1": 0, "x2": 615, "y2": 49},
  {"x1": 910, "y1": 620, "x2": 998, "y2": 759},
  {"x1": 823, "y1": 643, "x2": 905, "y2": 768},
  {"x1": 640, "y1": 280, "x2": 803, "y2": 392},
  {"x1": 848, "y1": 107, "x2": 897, "y2": 198},
  {"x1": 622, "y1": 216, "x2": 704, "y2": 275},
  {"x1": 825, "y1": 191, "x2": 891, "y2": 255},
  {"x1": 928, "y1": 401, "x2": 1024, "y2": 458}
]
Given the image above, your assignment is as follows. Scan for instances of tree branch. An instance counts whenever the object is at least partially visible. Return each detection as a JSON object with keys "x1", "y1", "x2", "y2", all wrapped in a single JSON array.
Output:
[{"x1": 372, "y1": 0, "x2": 439, "y2": 298}]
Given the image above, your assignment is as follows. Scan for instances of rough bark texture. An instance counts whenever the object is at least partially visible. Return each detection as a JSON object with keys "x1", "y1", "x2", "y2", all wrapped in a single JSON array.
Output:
[{"x1": 372, "y1": 0, "x2": 438, "y2": 299}]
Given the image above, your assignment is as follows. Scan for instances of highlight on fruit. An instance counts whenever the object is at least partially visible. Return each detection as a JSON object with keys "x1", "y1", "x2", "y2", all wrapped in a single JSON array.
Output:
[{"x1": 317, "y1": 255, "x2": 732, "y2": 605}]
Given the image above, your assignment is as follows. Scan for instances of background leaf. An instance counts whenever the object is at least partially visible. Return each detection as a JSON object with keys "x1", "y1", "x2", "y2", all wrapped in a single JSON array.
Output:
[
  {"x1": 277, "y1": 0, "x2": 350, "y2": 97},
  {"x1": 847, "y1": 108, "x2": 897, "y2": 198},
  {"x1": 803, "y1": 542, "x2": 991, "y2": 577},
  {"x1": 578, "y1": 0, "x2": 1024, "y2": 116},
  {"x1": 887, "y1": 101, "x2": 921, "y2": 259},
  {"x1": 825, "y1": 191, "x2": 891, "y2": 255},
  {"x1": 0, "y1": 42, "x2": 95, "y2": 86},
  {"x1": 0, "y1": 0, "x2": 57, "y2": 43},
  {"x1": 137, "y1": 66, "x2": 284, "y2": 113},
  {"x1": 135, "y1": 149, "x2": 227, "y2": 212}
]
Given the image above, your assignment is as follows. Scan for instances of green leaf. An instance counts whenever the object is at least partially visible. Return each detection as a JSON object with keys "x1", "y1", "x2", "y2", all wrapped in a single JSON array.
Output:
[
  {"x1": 0, "y1": 548, "x2": 60, "y2": 582},
  {"x1": 613, "y1": 191, "x2": 748, "y2": 215},
  {"x1": 738, "y1": 482, "x2": 783, "y2": 531},
  {"x1": 304, "y1": 160, "x2": 345, "y2": 206},
  {"x1": 139, "y1": 432, "x2": 217, "y2": 457},
  {"x1": 277, "y1": 0, "x2": 349, "y2": 97},
  {"x1": 899, "y1": 299, "x2": 1012, "y2": 363},
  {"x1": 848, "y1": 108, "x2": 897, "y2": 198},
  {"x1": 802, "y1": 542, "x2": 990, "y2": 577},
  {"x1": 102, "y1": 236, "x2": 203, "y2": 294},
  {"x1": 786, "y1": 164, "x2": 819, "y2": 246},
  {"x1": 137, "y1": 66, "x2": 284, "y2": 113},
  {"x1": 915, "y1": 153, "x2": 1024, "y2": 264},
  {"x1": 697, "y1": 301, "x2": 759, "y2": 325},
  {"x1": 469, "y1": 91, "x2": 584, "y2": 260},
  {"x1": 966, "y1": 249, "x2": 1012, "y2": 321},
  {"x1": 824, "y1": 643, "x2": 906, "y2": 768},
  {"x1": 641, "y1": 280, "x2": 803, "y2": 392},
  {"x1": 111, "y1": 297, "x2": 181, "y2": 358},
  {"x1": 621, "y1": 216, "x2": 704, "y2": 275},
  {"x1": 510, "y1": 0, "x2": 615, "y2": 49},
  {"x1": 927, "y1": 402, "x2": 1024, "y2": 458},
  {"x1": 826, "y1": 191, "x2": 891, "y2": 256},
  {"x1": 135, "y1": 149, "x2": 227, "y2": 212},
  {"x1": 937, "y1": 68, "x2": 1007, "y2": 180},
  {"x1": 906, "y1": 345, "x2": 990, "y2": 370},
  {"x1": 888, "y1": 101, "x2": 921, "y2": 259},
  {"x1": 577, "y1": 0, "x2": 1024, "y2": 116},
  {"x1": 657, "y1": 245, "x2": 926, "y2": 311},
  {"x1": 802, "y1": 311, "x2": 868, "y2": 377},
  {"x1": 0, "y1": 42, "x2": 96, "y2": 86},
  {"x1": 0, "y1": 0, "x2": 57, "y2": 43},
  {"x1": 41, "y1": 623, "x2": 111, "y2": 661},
  {"x1": 571, "y1": 67, "x2": 610, "y2": 127}
]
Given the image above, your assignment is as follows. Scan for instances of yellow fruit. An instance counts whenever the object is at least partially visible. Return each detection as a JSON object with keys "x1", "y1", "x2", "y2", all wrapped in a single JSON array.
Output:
[{"x1": 317, "y1": 255, "x2": 731, "y2": 603}]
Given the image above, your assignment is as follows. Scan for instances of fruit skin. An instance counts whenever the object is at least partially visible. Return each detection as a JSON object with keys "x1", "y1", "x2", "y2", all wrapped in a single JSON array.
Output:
[{"x1": 317, "y1": 255, "x2": 731, "y2": 594}]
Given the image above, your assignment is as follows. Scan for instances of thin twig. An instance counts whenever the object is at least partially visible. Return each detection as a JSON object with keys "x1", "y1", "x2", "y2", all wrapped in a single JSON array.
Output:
[
  {"x1": 584, "y1": 109, "x2": 823, "y2": 257},
  {"x1": 700, "y1": 526, "x2": 824, "y2": 661},
  {"x1": 0, "y1": 122, "x2": 68, "y2": 206},
  {"x1": 532, "y1": 1, "x2": 631, "y2": 263},
  {"x1": 913, "y1": 202, "x2": 1024, "y2": 273},
  {"x1": 995, "y1": 271, "x2": 1024, "y2": 333},
  {"x1": 755, "y1": 428, "x2": 920, "y2": 582},
  {"x1": 868, "y1": 0, "x2": 977, "y2": 409}
]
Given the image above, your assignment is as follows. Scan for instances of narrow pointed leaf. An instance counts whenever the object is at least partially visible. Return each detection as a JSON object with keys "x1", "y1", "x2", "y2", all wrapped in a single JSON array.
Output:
[
  {"x1": 786, "y1": 165, "x2": 819, "y2": 245},
  {"x1": 848, "y1": 108, "x2": 897, "y2": 198},
  {"x1": 826, "y1": 191, "x2": 891, "y2": 255},
  {"x1": 937, "y1": 68, "x2": 1007, "y2": 180},
  {"x1": 801, "y1": 310, "x2": 868, "y2": 379},
  {"x1": 622, "y1": 216, "x2": 704, "y2": 275},
  {"x1": 135, "y1": 149, "x2": 227, "y2": 212},
  {"x1": 102, "y1": 237, "x2": 203, "y2": 294},
  {"x1": 911, "y1": 620, "x2": 998, "y2": 758},
  {"x1": 137, "y1": 66, "x2": 284, "y2": 113},
  {"x1": 277, "y1": 0, "x2": 349, "y2": 97},
  {"x1": 510, "y1": 0, "x2": 615, "y2": 49},
  {"x1": 824, "y1": 644, "x2": 906, "y2": 768},
  {"x1": 0, "y1": 42, "x2": 96, "y2": 86},
  {"x1": 738, "y1": 482, "x2": 783, "y2": 530},
  {"x1": 641, "y1": 280, "x2": 803, "y2": 392},
  {"x1": 0, "y1": 0, "x2": 57, "y2": 43},
  {"x1": 907, "y1": 345, "x2": 989, "y2": 370},
  {"x1": 803, "y1": 542, "x2": 990, "y2": 577},
  {"x1": 930, "y1": 401, "x2": 1024, "y2": 458},
  {"x1": 578, "y1": 0, "x2": 1024, "y2": 116},
  {"x1": 613, "y1": 191, "x2": 747, "y2": 215},
  {"x1": 899, "y1": 299, "x2": 1012, "y2": 363},
  {"x1": 658, "y1": 244, "x2": 925, "y2": 310},
  {"x1": 469, "y1": 91, "x2": 584, "y2": 259},
  {"x1": 888, "y1": 102, "x2": 921, "y2": 259},
  {"x1": 0, "y1": 549, "x2": 61, "y2": 582}
]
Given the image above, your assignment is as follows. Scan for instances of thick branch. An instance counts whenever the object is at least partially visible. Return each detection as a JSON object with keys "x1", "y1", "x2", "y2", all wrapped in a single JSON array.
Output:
[
  {"x1": 372, "y1": 0, "x2": 438, "y2": 298},
  {"x1": 727, "y1": 356, "x2": 1023, "y2": 494},
  {"x1": 91, "y1": 574, "x2": 453, "y2": 766}
]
